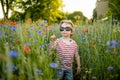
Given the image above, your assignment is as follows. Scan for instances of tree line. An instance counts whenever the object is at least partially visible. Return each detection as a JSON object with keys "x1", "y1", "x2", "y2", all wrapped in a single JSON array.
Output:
[
  {"x1": 0, "y1": 0, "x2": 87, "y2": 24},
  {"x1": 93, "y1": 0, "x2": 120, "y2": 21}
]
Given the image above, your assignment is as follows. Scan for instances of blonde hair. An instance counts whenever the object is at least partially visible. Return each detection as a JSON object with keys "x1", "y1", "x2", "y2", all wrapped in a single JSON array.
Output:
[
  {"x1": 59, "y1": 20, "x2": 74, "y2": 36},
  {"x1": 60, "y1": 20, "x2": 74, "y2": 32}
]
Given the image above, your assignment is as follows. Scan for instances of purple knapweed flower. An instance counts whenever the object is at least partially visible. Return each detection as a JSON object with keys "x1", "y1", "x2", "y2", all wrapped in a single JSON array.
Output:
[
  {"x1": 40, "y1": 45, "x2": 45, "y2": 48},
  {"x1": 77, "y1": 34, "x2": 81, "y2": 36},
  {"x1": 50, "y1": 62, "x2": 58, "y2": 68},
  {"x1": 106, "y1": 40, "x2": 119, "y2": 48},
  {"x1": 2, "y1": 25, "x2": 6, "y2": 28},
  {"x1": 5, "y1": 63, "x2": 18, "y2": 72},
  {"x1": 58, "y1": 69, "x2": 63, "y2": 75},
  {"x1": 113, "y1": 19, "x2": 118, "y2": 22},
  {"x1": 10, "y1": 26, "x2": 17, "y2": 31},
  {"x1": 35, "y1": 69, "x2": 42, "y2": 74},
  {"x1": 46, "y1": 43, "x2": 51, "y2": 46},
  {"x1": 105, "y1": 49, "x2": 111, "y2": 53},
  {"x1": 39, "y1": 24, "x2": 45, "y2": 27},
  {"x1": 0, "y1": 35, "x2": 2, "y2": 39},
  {"x1": 112, "y1": 40, "x2": 119, "y2": 46},
  {"x1": 11, "y1": 65, "x2": 18, "y2": 71},
  {"x1": 38, "y1": 30, "x2": 42, "y2": 34},
  {"x1": 108, "y1": 66, "x2": 114, "y2": 71},
  {"x1": 9, "y1": 50, "x2": 18, "y2": 58},
  {"x1": 82, "y1": 37, "x2": 86, "y2": 40},
  {"x1": 25, "y1": 43, "x2": 30, "y2": 46}
]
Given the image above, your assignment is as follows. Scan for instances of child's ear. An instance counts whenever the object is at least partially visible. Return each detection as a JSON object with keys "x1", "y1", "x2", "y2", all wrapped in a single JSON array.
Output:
[{"x1": 71, "y1": 32, "x2": 73, "y2": 35}]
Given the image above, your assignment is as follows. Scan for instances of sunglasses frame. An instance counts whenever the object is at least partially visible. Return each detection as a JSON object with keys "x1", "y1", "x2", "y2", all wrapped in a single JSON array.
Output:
[{"x1": 60, "y1": 26, "x2": 72, "y2": 31}]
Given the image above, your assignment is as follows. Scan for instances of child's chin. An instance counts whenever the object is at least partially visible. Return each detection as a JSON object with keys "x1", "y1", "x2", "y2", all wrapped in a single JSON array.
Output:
[{"x1": 62, "y1": 35, "x2": 70, "y2": 37}]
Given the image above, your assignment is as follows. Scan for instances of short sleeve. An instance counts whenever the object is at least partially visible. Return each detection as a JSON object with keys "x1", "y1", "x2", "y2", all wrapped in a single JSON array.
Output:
[{"x1": 74, "y1": 41, "x2": 78, "y2": 54}]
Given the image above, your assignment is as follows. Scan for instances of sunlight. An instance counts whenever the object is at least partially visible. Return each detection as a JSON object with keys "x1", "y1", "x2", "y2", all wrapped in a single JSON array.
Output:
[
  {"x1": 0, "y1": 0, "x2": 97, "y2": 19},
  {"x1": 63, "y1": 0, "x2": 97, "y2": 19},
  {"x1": 0, "y1": 4, "x2": 12, "y2": 19},
  {"x1": 0, "y1": 4, "x2": 4, "y2": 19}
]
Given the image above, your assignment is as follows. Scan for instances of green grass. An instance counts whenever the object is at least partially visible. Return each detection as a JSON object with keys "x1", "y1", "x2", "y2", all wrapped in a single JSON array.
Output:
[{"x1": 0, "y1": 20, "x2": 120, "y2": 80}]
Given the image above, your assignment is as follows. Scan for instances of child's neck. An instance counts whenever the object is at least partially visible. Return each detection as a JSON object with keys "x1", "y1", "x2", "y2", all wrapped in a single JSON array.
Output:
[
  {"x1": 62, "y1": 37, "x2": 71, "y2": 40},
  {"x1": 62, "y1": 37, "x2": 72, "y2": 44}
]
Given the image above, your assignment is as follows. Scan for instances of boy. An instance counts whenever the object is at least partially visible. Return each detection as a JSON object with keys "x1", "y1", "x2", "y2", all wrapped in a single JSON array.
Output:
[{"x1": 50, "y1": 20, "x2": 81, "y2": 80}]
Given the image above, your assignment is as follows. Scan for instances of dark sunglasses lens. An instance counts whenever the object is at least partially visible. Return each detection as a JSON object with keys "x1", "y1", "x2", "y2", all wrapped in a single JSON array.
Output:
[
  {"x1": 65, "y1": 27, "x2": 71, "y2": 31},
  {"x1": 60, "y1": 27, "x2": 64, "y2": 31},
  {"x1": 60, "y1": 27, "x2": 71, "y2": 31}
]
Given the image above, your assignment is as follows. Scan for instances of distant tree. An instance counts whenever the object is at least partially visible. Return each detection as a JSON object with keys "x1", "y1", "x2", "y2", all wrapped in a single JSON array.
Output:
[
  {"x1": 0, "y1": 0, "x2": 13, "y2": 20},
  {"x1": 92, "y1": 8, "x2": 97, "y2": 21},
  {"x1": 108, "y1": 0, "x2": 120, "y2": 21},
  {"x1": 67, "y1": 11, "x2": 87, "y2": 24},
  {"x1": 9, "y1": 0, "x2": 63, "y2": 23}
]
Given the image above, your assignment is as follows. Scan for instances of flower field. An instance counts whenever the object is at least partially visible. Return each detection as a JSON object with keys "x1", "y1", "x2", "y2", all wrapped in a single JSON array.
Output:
[{"x1": 0, "y1": 19, "x2": 120, "y2": 80}]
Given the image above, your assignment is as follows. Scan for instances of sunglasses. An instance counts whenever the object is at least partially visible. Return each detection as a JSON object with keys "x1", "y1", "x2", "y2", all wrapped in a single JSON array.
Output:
[{"x1": 60, "y1": 27, "x2": 72, "y2": 31}]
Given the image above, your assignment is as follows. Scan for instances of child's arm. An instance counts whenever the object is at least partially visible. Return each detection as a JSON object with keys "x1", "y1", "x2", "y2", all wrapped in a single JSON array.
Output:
[
  {"x1": 74, "y1": 42, "x2": 81, "y2": 74},
  {"x1": 75, "y1": 53, "x2": 81, "y2": 74},
  {"x1": 50, "y1": 34, "x2": 56, "y2": 50}
]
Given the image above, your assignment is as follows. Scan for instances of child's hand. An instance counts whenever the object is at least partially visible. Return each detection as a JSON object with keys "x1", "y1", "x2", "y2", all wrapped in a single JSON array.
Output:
[
  {"x1": 76, "y1": 66, "x2": 81, "y2": 74},
  {"x1": 50, "y1": 34, "x2": 56, "y2": 42},
  {"x1": 50, "y1": 34, "x2": 56, "y2": 50}
]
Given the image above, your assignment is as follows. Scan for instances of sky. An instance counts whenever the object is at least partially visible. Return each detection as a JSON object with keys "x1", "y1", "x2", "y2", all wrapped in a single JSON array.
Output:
[
  {"x1": 0, "y1": 0, "x2": 97, "y2": 19},
  {"x1": 63, "y1": 0, "x2": 97, "y2": 19},
  {"x1": 0, "y1": 4, "x2": 4, "y2": 19}
]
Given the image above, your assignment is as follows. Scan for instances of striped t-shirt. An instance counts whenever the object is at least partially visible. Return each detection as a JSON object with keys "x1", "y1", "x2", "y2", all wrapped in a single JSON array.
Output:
[{"x1": 54, "y1": 38, "x2": 78, "y2": 70}]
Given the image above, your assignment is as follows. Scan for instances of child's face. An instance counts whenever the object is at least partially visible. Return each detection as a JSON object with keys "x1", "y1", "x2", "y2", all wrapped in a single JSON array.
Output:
[{"x1": 60, "y1": 22, "x2": 73, "y2": 38}]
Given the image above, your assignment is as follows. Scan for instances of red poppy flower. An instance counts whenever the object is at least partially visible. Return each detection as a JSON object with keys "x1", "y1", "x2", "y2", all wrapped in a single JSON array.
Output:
[
  {"x1": 1, "y1": 20, "x2": 4, "y2": 24},
  {"x1": 45, "y1": 25, "x2": 52, "y2": 29},
  {"x1": 13, "y1": 22, "x2": 17, "y2": 26},
  {"x1": 82, "y1": 29, "x2": 88, "y2": 33},
  {"x1": 24, "y1": 45, "x2": 31, "y2": 54},
  {"x1": 42, "y1": 30, "x2": 47, "y2": 35}
]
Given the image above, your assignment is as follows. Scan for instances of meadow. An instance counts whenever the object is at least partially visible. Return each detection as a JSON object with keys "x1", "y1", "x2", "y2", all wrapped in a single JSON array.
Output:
[{"x1": 0, "y1": 19, "x2": 120, "y2": 80}]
